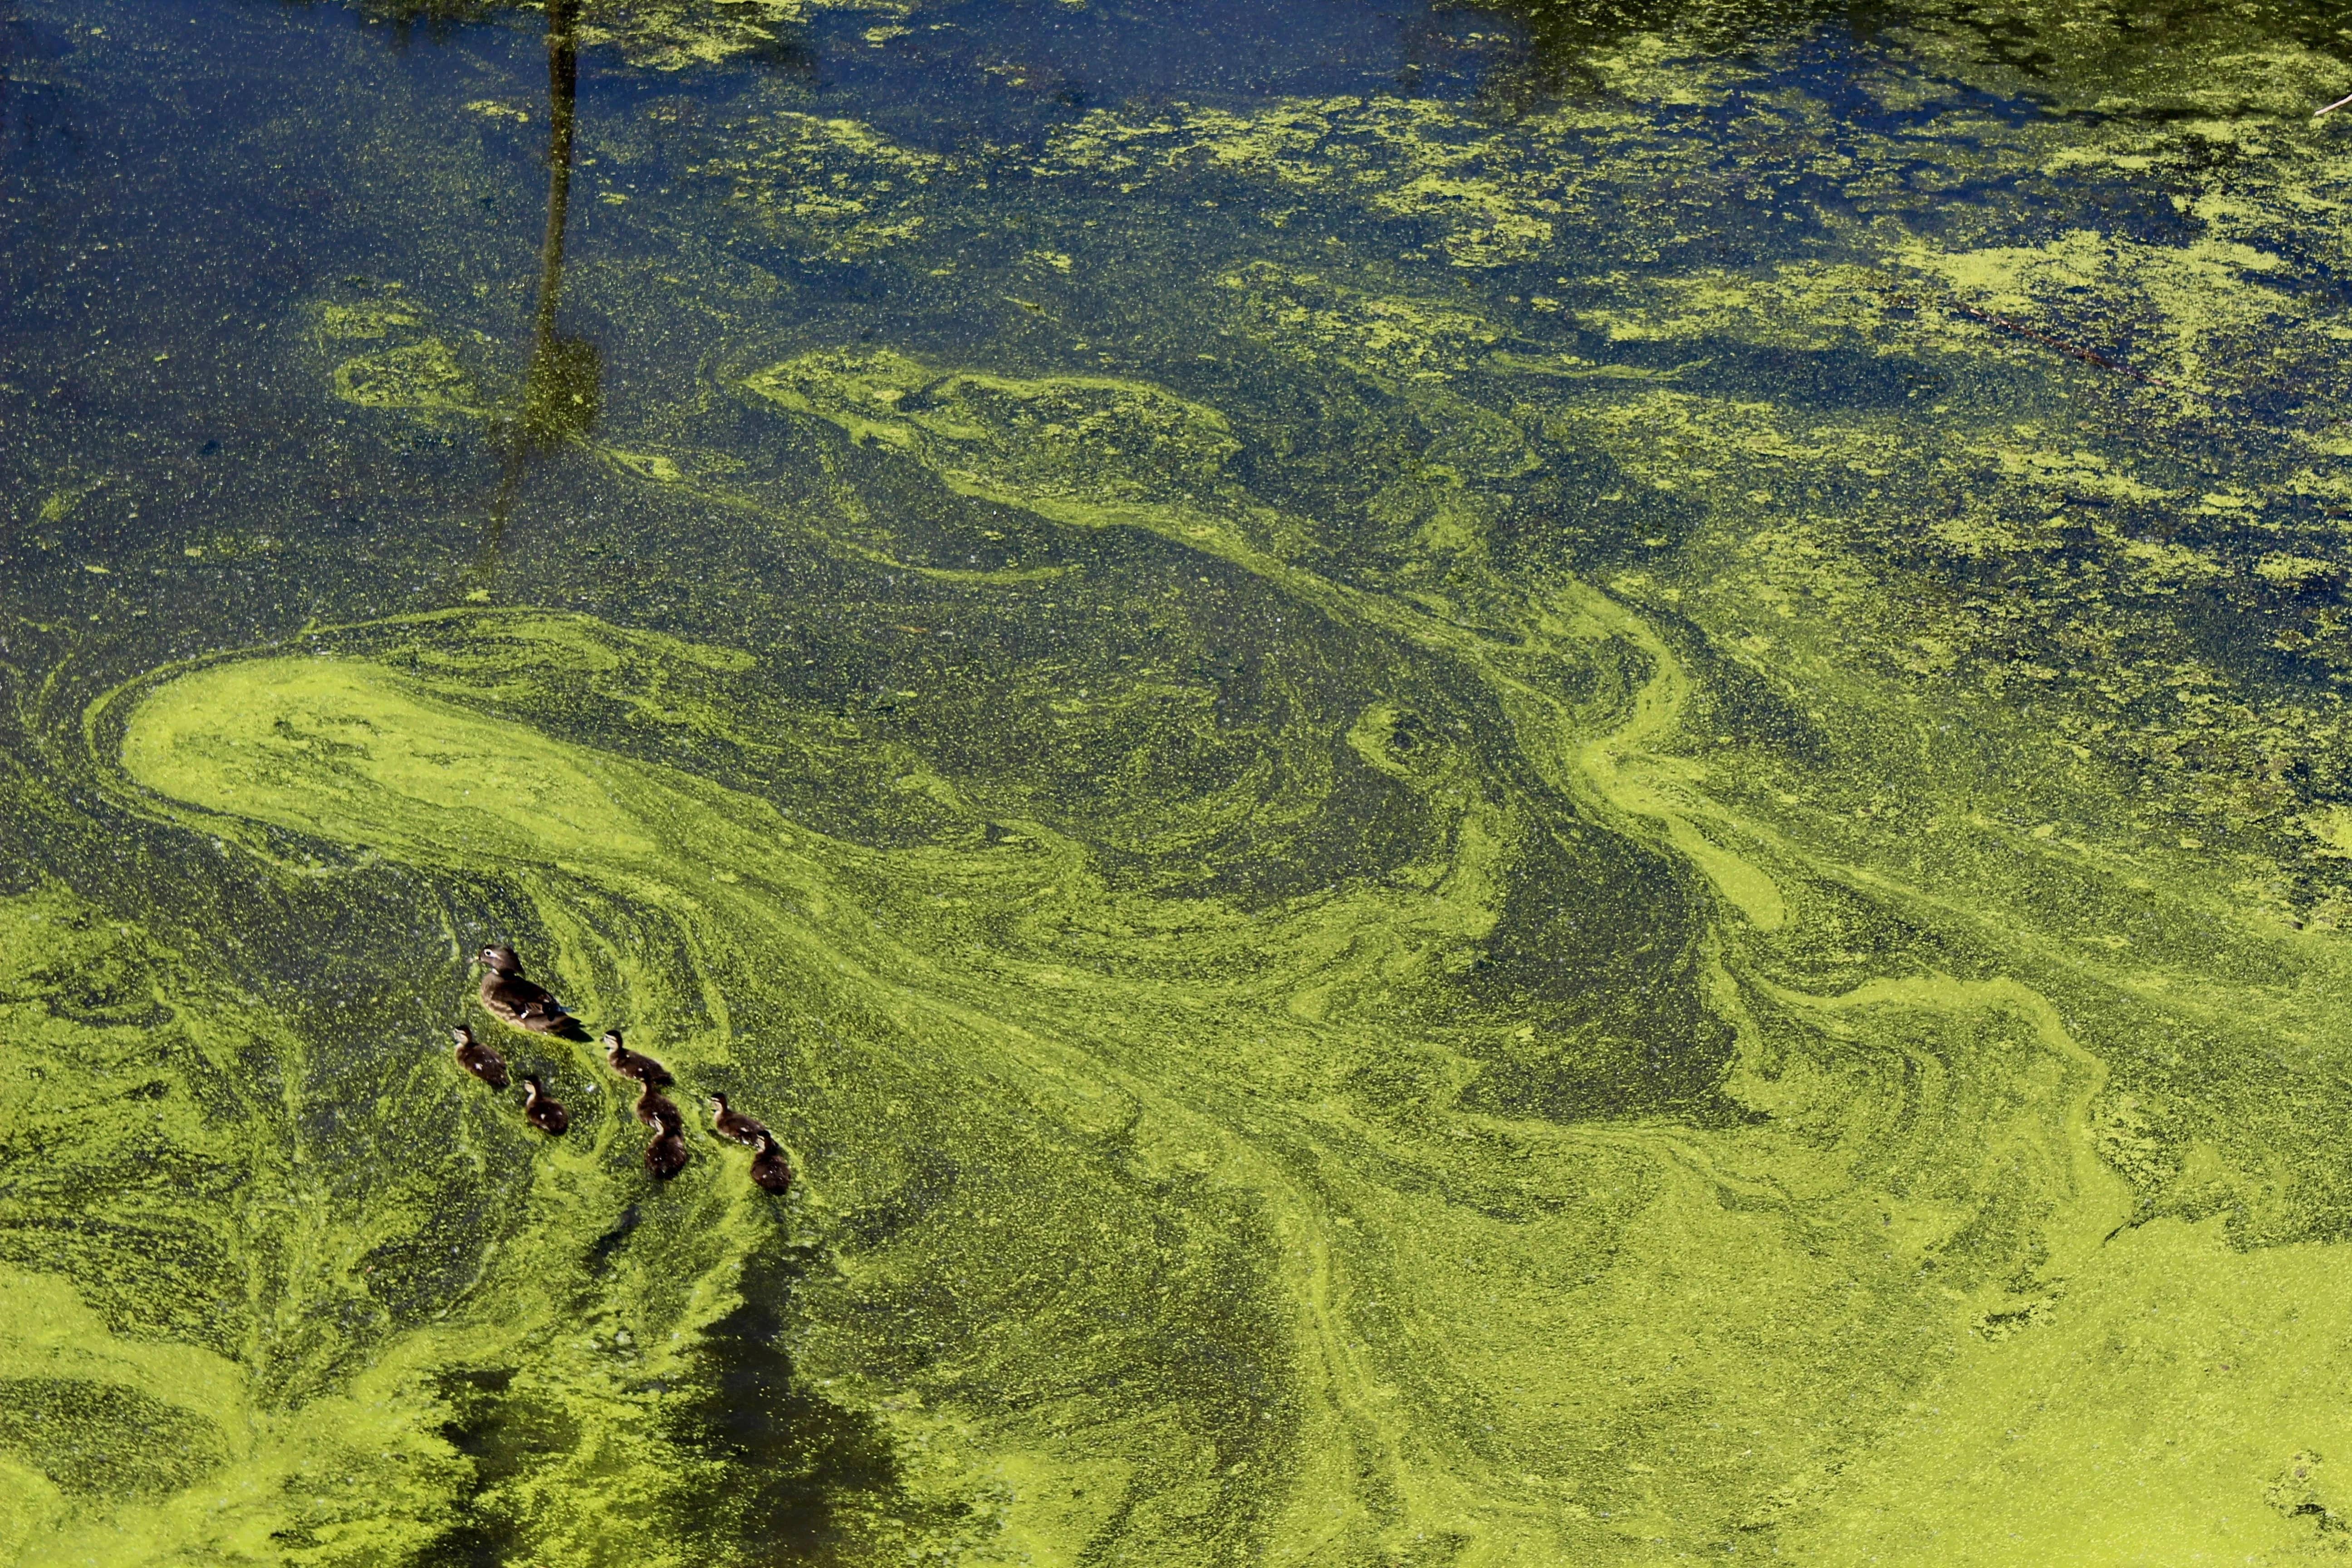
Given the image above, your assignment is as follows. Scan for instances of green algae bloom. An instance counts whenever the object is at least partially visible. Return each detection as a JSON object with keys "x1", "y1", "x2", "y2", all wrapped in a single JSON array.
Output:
[{"x1": 20, "y1": 0, "x2": 2352, "y2": 1558}]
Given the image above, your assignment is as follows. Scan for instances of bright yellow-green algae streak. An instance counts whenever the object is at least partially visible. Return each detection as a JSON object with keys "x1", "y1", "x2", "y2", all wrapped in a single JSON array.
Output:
[
  {"x1": 80, "y1": 319, "x2": 2352, "y2": 1563},
  {"x1": 31, "y1": 0, "x2": 2352, "y2": 1561}
]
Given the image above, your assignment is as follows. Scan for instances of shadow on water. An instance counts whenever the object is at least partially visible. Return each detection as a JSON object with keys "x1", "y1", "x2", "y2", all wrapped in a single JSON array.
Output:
[
  {"x1": 474, "y1": 0, "x2": 600, "y2": 593},
  {"x1": 664, "y1": 1245, "x2": 963, "y2": 1560},
  {"x1": 1466, "y1": 0, "x2": 2352, "y2": 119},
  {"x1": 417, "y1": 1240, "x2": 953, "y2": 1566},
  {"x1": 1466, "y1": 0, "x2": 1823, "y2": 111},
  {"x1": 419, "y1": 1367, "x2": 543, "y2": 1568}
]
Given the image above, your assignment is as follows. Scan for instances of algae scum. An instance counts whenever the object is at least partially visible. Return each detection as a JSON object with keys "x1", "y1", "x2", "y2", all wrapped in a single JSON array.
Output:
[{"x1": 24, "y1": 0, "x2": 2352, "y2": 1560}]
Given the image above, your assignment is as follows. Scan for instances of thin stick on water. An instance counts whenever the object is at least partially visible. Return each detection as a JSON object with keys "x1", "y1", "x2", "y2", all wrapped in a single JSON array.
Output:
[
  {"x1": 2317, "y1": 92, "x2": 2352, "y2": 118},
  {"x1": 1943, "y1": 298, "x2": 2166, "y2": 387},
  {"x1": 1881, "y1": 284, "x2": 2167, "y2": 388}
]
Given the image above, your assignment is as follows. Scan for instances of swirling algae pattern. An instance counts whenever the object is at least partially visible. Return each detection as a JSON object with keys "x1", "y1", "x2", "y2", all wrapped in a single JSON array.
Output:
[
  {"x1": 27, "y1": 1, "x2": 2352, "y2": 1561},
  {"x1": 5, "y1": 335, "x2": 2331, "y2": 1568}
]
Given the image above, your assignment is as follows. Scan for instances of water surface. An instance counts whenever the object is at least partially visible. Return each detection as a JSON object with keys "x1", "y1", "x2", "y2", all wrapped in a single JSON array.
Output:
[{"x1": 10, "y1": 0, "x2": 2352, "y2": 1560}]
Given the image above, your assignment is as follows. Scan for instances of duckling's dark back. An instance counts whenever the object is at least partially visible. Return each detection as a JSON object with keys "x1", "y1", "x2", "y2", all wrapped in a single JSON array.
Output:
[
  {"x1": 633, "y1": 1083, "x2": 683, "y2": 1134},
  {"x1": 521, "y1": 1077, "x2": 569, "y2": 1136},
  {"x1": 749, "y1": 1135, "x2": 793, "y2": 1195},
  {"x1": 450, "y1": 1026, "x2": 509, "y2": 1090},
  {"x1": 645, "y1": 1129, "x2": 689, "y2": 1180}
]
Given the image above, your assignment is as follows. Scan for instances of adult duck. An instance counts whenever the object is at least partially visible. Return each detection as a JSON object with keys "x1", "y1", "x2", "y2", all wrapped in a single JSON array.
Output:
[
  {"x1": 478, "y1": 946, "x2": 580, "y2": 1036},
  {"x1": 602, "y1": 1029, "x2": 672, "y2": 1088},
  {"x1": 449, "y1": 1025, "x2": 508, "y2": 1091},
  {"x1": 748, "y1": 1133, "x2": 793, "y2": 1196},
  {"x1": 708, "y1": 1093, "x2": 767, "y2": 1148},
  {"x1": 520, "y1": 1074, "x2": 570, "y2": 1137}
]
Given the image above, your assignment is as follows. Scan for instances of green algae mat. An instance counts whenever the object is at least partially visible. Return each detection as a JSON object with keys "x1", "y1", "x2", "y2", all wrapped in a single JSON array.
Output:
[{"x1": 16, "y1": 0, "x2": 2352, "y2": 1559}]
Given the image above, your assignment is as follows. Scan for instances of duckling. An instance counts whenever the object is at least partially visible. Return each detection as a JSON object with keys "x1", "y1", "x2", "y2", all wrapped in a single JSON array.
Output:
[
  {"x1": 708, "y1": 1092, "x2": 768, "y2": 1148},
  {"x1": 520, "y1": 1074, "x2": 569, "y2": 1137},
  {"x1": 478, "y1": 946, "x2": 580, "y2": 1036},
  {"x1": 644, "y1": 1125, "x2": 690, "y2": 1181},
  {"x1": 632, "y1": 1080, "x2": 683, "y2": 1137},
  {"x1": 602, "y1": 1028, "x2": 673, "y2": 1088},
  {"x1": 748, "y1": 1132, "x2": 793, "y2": 1196},
  {"x1": 450, "y1": 1025, "x2": 509, "y2": 1091}
]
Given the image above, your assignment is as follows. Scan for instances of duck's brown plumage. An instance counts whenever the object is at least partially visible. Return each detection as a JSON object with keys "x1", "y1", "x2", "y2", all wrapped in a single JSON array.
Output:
[
  {"x1": 520, "y1": 1074, "x2": 569, "y2": 1136},
  {"x1": 478, "y1": 946, "x2": 577, "y2": 1035},
  {"x1": 633, "y1": 1082, "x2": 683, "y2": 1136},
  {"x1": 602, "y1": 1029, "x2": 672, "y2": 1088},
  {"x1": 450, "y1": 1025, "x2": 509, "y2": 1091},
  {"x1": 644, "y1": 1128, "x2": 689, "y2": 1181},
  {"x1": 748, "y1": 1133, "x2": 793, "y2": 1196},
  {"x1": 708, "y1": 1093, "x2": 768, "y2": 1148}
]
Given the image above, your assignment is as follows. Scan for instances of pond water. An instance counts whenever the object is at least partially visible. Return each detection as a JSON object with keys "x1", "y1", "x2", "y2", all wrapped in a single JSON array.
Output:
[{"x1": 9, "y1": 0, "x2": 2352, "y2": 1559}]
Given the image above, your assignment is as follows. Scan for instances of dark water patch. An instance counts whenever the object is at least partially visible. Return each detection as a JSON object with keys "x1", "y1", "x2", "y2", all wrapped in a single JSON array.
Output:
[{"x1": 662, "y1": 1246, "x2": 956, "y2": 1563}]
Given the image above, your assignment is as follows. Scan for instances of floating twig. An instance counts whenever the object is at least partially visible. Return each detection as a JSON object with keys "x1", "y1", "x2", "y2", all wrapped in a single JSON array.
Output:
[
  {"x1": 2316, "y1": 92, "x2": 2352, "y2": 118},
  {"x1": 1886, "y1": 288, "x2": 2166, "y2": 387},
  {"x1": 1945, "y1": 299, "x2": 2167, "y2": 386}
]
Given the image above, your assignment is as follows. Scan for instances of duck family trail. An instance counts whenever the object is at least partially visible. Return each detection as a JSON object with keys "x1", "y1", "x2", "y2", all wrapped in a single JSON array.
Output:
[{"x1": 14, "y1": 0, "x2": 2352, "y2": 1560}]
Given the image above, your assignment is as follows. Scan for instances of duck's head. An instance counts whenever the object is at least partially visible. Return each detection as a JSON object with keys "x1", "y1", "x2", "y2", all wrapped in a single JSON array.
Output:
[
  {"x1": 521, "y1": 1073, "x2": 544, "y2": 1093},
  {"x1": 602, "y1": 1029, "x2": 624, "y2": 1055},
  {"x1": 479, "y1": 945, "x2": 522, "y2": 975},
  {"x1": 709, "y1": 1093, "x2": 729, "y2": 1112},
  {"x1": 451, "y1": 1025, "x2": 476, "y2": 1048}
]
